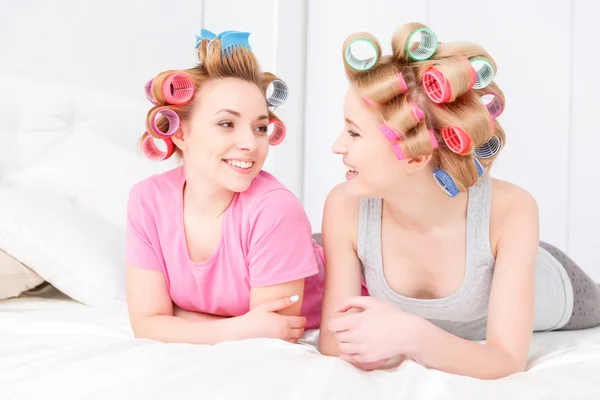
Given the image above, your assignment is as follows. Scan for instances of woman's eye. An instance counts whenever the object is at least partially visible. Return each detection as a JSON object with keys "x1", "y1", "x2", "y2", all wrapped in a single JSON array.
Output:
[
  {"x1": 219, "y1": 121, "x2": 233, "y2": 128},
  {"x1": 256, "y1": 125, "x2": 268, "y2": 134},
  {"x1": 348, "y1": 130, "x2": 360, "y2": 137}
]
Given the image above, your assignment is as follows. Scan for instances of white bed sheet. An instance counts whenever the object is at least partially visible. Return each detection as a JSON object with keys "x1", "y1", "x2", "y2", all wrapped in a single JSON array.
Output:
[{"x1": 2, "y1": 289, "x2": 600, "y2": 400}]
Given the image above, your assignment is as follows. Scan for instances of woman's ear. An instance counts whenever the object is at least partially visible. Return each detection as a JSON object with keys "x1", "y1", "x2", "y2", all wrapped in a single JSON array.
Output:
[
  {"x1": 170, "y1": 122, "x2": 187, "y2": 151},
  {"x1": 406, "y1": 153, "x2": 432, "y2": 173}
]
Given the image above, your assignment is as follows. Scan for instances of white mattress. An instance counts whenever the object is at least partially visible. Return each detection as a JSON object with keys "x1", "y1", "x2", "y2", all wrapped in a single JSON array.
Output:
[{"x1": 2, "y1": 288, "x2": 600, "y2": 400}]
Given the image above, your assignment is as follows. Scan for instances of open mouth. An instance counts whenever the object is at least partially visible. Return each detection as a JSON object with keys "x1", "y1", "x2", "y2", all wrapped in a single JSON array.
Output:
[
  {"x1": 224, "y1": 159, "x2": 255, "y2": 174},
  {"x1": 345, "y1": 164, "x2": 358, "y2": 176}
]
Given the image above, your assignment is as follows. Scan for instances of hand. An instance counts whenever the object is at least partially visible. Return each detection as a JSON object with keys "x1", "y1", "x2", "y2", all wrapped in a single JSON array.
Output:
[
  {"x1": 241, "y1": 296, "x2": 307, "y2": 343},
  {"x1": 347, "y1": 355, "x2": 406, "y2": 371},
  {"x1": 328, "y1": 296, "x2": 422, "y2": 364}
]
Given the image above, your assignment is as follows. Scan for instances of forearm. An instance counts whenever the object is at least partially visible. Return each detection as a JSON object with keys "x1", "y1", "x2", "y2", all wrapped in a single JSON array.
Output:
[
  {"x1": 131, "y1": 313, "x2": 245, "y2": 345},
  {"x1": 410, "y1": 319, "x2": 525, "y2": 379},
  {"x1": 173, "y1": 305, "x2": 226, "y2": 322},
  {"x1": 319, "y1": 329, "x2": 341, "y2": 356}
]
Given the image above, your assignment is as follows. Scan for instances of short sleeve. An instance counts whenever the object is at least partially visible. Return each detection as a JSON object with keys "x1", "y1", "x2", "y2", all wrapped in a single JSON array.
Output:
[
  {"x1": 125, "y1": 184, "x2": 163, "y2": 272},
  {"x1": 247, "y1": 189, "x2": 319, "y2": 287}
]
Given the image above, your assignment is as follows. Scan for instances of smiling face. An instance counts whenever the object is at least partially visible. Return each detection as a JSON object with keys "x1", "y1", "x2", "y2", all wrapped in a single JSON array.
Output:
[
  {"x1": 173, "y1": 77, "x2": 270, "y2": 193},
  {"x1": 331, "y1": 85, "x2": 413, "y2": 197}
]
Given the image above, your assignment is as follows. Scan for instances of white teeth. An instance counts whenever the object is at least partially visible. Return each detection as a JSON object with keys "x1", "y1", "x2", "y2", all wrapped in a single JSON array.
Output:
[
  {"x1": 345, "y1": 165, "x2": 358, "y2": 174},
  {"x1": 227, "y1": 160, "x2": 253, "y2": 169}
]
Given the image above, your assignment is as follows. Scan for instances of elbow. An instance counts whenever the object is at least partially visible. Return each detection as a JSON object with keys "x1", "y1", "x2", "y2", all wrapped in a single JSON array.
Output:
[
  {"x1": 318, "y1": 329, "x2": 340, "y2": 357},
  {"x1": 483, "y1": 349, "x2": 527, "y2": 380},
  {"x1": 129, "y1": 315, "x2": 158, "y2": 341}
]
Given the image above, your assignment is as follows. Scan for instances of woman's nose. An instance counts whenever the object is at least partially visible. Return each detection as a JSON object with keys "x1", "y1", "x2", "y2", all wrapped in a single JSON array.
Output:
[
  {"x1": 331, "y1": 132, "x2": 347, "y2": 155},
  {"x1": 235, "y1": 128, "x2": 257, "y2": 151}
]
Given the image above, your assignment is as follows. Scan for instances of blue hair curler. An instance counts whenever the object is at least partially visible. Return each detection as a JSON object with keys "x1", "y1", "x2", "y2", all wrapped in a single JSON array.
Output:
[
  {"x1": 433, "y1": 168, "x2": 459, "y2": 198},
  {"x1": 220, "y1": 31, "x2": 252, "y2": 58}
]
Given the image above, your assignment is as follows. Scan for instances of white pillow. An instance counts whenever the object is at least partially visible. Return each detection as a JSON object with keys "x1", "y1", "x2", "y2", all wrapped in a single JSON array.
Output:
[
  {"x1": 0, "y1": 186, "x2": 127, "y2": 307},
  {"x1": 3, "y1": 132, "x2": 177, "y2": 229}
]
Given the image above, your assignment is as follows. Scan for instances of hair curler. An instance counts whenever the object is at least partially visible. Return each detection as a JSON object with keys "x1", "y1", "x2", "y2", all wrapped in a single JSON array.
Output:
[
  {"x1": 148, "y1": 108, "x2": 180, "y2": 138},
  {"x1": 141, "y1": 135, "x2": 175, "y2": 161},
  {"x1": 422, "y1": 57, "x2": 476, "y2": 104},
  {"x1": 161, "y1": 72, "x2": 195, "y2": 105},
  {"x1": 344, "y1": 38, "x2": 379, "y2": 71},
  {"x1": 268, "y1": 119, "x2": 286, "y2": 146},
  {"x1": 442, "y1": 126, "x2": 472, "y2": 154},
  {"x1": 470, "y1": 57, "x2": 495, "y2": 89},
  {"x1": 474, "y1": 135, "x2": 502, "y2": 159},
  {"x1": 144, "y1": 79, "x2": 159, "y2": 105},
  {"x1": 405, "y1": 27, "x2": 438, "y2": 61},
  {"x1": 266, "y1": 79, "x2": 289, "y2": 108},
  {"x1": 429, "y1": 129, "x2": 439, "y2": 149},
  {"x1": 380, "y1": 125, "x2": 404, "y2": 142},
  {"x1": 392, "y1": 142, "x2": 406, "y2": 161},
  {"x1": 481, "y1": 92, "x2": 504, "y2": 119},
  {"x1": 433, "y1": 168, "x2": 459, "y2": 198}
]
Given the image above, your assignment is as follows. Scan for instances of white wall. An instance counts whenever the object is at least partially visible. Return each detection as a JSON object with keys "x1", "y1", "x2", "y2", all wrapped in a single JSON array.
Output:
[
  {"x1": 1, "y1": 0, "x2": 598, "y2": 280},
  {"x1": 303, "y1": 0, "x2": 600, "y2": 281}
]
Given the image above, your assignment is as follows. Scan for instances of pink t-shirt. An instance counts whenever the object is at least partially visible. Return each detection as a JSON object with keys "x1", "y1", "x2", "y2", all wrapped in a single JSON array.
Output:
[{"x1": 125, "y1": 167, "x2": 324, "y2": 329}]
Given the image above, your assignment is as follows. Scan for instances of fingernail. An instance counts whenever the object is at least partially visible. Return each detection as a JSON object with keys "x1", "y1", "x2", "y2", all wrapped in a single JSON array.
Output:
[{"x1": 290, "y1": 295, "x2": 299, "y2": 302}]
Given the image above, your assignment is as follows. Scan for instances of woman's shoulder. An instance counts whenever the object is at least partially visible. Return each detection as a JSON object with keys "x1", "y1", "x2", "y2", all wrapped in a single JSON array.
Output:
[
  {"x1": 489, "y1": 177, "x2": 539, "y2": 249},
  {"x1": 128, "y1": 166, "x2": 184, "y2": 208},
  {"x1": 323, "y1": 182, "x2": 361, "y2": 232},
  {"x1": 490, "y1": 177, "x2": 538, "y2": 213},
  {"x1": 325, "y1": 182, "x2": 361, "y2": 212}
]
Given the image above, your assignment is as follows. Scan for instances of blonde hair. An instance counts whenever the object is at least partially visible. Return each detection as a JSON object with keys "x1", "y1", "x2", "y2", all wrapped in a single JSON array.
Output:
[
  {"x1": 342, "y1": 22, "x2": 506, "y2": 193},
  {"x1": 140, "y1": 33, "x2": 283, "y2": 160}
]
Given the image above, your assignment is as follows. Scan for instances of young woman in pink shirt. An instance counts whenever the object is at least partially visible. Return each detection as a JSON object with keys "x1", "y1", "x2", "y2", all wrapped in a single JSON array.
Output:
[{"x1": 125, "y1": 29, "x2": 323, "y2": 345}]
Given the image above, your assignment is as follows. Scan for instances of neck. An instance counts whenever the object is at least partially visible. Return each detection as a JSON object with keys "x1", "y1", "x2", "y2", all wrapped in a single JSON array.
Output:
[
  {"x1": 381, "y1": 169, "x2": 468, "y2": 232},
  {"x1": 182, "y1": 167, "x2": 235, "y2": 219}
]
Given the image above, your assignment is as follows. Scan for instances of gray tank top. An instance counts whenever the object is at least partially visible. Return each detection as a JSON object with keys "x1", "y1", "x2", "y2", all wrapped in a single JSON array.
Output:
[{"x1": 357, "y1": 175, "x2": 574, "y2": 340}]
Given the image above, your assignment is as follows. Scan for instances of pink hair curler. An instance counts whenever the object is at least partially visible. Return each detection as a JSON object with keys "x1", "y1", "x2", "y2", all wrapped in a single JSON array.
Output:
[
  {"x1": 141, "y1": 135, "x2": 175, "y2": 161},
  {"x1": 429, "y1": 129, "x2": 439, "y2": 149},
  {"x1": 481, "y1": 92, "x2": 504, "y2": 119},
  {"x1": 380, "y1": 124, "x2": 404, "y2": 142},
  {"x1": 151, "y1": 108, "x2": 180, "y2": 137},
  {"x1": 442, "y1": 126, "x2": 472, "y2": 154},
  {"x1": 161, "y1": 72, "x2": 195, "y2": 105},
  {"x1": 392, "y1": 142, "x2": 406, "y2": 160},
  {"x1": 410, "y1": 102, "x2": 424, "y2": 121},
  {"x1": 422, "y1": 68, "x2": 451, "y2": 104},
  {"x1": 268, "y1": 119, "x2": 286, "y2": 146},
  {"x1": 397, "y1": 72, "x2": 408, "y2": 92},
  {"x1": 144, "y1": 79, "x2": 159, "y2": 105},
  {"x1": 362, "y1": 95, "x2": 375, "y2": 106}
]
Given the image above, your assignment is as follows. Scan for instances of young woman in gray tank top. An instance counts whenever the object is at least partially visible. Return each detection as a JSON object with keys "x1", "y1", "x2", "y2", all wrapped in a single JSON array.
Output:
[{"x1": 318, "y1": 22, "x2": 600, "y2": 379}]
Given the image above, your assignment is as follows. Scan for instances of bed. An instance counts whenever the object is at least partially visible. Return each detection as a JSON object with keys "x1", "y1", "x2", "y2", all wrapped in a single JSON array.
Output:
[{"x1": 2, "y1": 287, "x2": 600, "y2": 399}]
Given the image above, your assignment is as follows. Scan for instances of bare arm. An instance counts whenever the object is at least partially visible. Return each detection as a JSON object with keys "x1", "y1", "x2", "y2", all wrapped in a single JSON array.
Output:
[
  {"x1": 408, "y1": 190, "x2": 539, "y2": 379},
  {"x1": 319, "y1": 184, "x2": 363, "y2": 356},
  {"x1": 250, "y1": 279, "x2": 305, "y2": 315},
  {"x1": 126, "y1": 265, "x2": 245, "y2": 344}
]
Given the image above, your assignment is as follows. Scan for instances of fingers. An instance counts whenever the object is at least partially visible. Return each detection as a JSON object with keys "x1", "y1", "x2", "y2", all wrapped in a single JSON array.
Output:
[
  {"x1": 258, "y1": 295, "x2": 300, "y2": 313},
  {"x1": 334, "y1": 330, "x2": 354, "y2": 343},
  {"x1": 288, "y1": 327, "x2": 305, "y2": 340},
  {"x1": 286, "y1": 315, "x2": 307, "y2": 329},
  {"x1": 328, "y1": 313, "x2": 360, "y2": 333},
  {"x1": 335, "y1": 296, "x2": 373, "y2": 313},
  {"x1": 338, "y1": 342, "x2": 362, "y2": 355}
]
